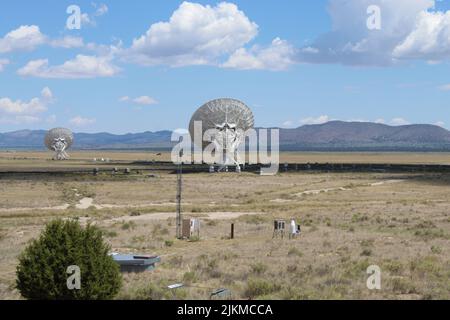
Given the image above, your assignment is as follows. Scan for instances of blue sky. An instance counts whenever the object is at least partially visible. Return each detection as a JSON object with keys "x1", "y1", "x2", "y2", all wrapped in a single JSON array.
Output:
[{"x1": 1, "y1": 0, "x2": 450, "y2": 133}]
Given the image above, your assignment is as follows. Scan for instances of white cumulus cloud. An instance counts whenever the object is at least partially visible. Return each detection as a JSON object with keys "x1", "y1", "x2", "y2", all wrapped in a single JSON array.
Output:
[
  {"x1": 0, "y1": 25, "x2": 87, "y2": 54},
  {"x1": 393, "y1": 10, "x2": 450, "y2": 61},
  {"x1": 133, "y1": 96, "x2": 158, "y2": 105},
  {"x1": 390, "y1": 117, "x2": 410, "y2": 126},
  {"x1": 70, "y1": 116, "x2": 96, "y2": 127},
  {"x1": 49, "y1": 36, "x2": 84, "y2": 49},
  {"x1": 0, "y1": 87, "x2": 54, "y2": 124},
  {"x1": 0, "y1": 59, "x2": 9, "y2": 72},
  {"x1": 123, "y1": 1, "x2": 258, "y2": 67},
  {"x1": 0, "y1": 25, "x2": 46, "y2": 53},
  {"x1": 281, "y1": 120, "x2": 295, "y2": 128},
  {"x1": 78, "y1": 3, "x2": 109, "y2": 28},
  {"x1": 298, "y1": 0, "x2": 448, "y2": 66},
  {"x1": 300, "y1": 115, "x2": 332, "y2": 125},
  {"x1": 223, "y1": 38, "x2": 297, "y2": 71},
  {"x1": 94, "y1": 3, "x2": 109, "y2": 16},
  {"x1": 41, "y1": 87, "x2": 53, "y2": 101},
  {"x1": 17, "y1": 55, "x2": 120, "y2": 79},
  {"x1": 120, "y1": 95, "x2": 158, "y2": 105}
]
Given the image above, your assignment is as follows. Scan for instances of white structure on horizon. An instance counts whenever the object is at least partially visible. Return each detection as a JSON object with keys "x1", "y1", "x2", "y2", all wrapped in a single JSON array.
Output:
[{"x1": 45, "y1": 128, "x2": 74, "y2": 160}]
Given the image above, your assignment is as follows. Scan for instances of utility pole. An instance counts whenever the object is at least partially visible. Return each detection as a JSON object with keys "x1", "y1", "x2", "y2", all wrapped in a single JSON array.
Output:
[{"x1": 176, "y1": 150, "x2": 183, "y2": 239}]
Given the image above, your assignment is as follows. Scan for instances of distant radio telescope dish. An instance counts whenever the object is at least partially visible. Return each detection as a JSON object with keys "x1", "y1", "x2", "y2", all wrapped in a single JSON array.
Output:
[
  {"x1": 45, "y1": 128, "x2": 74, "y2": 160},
  {"x1": 189, "y1": 98, "x2": 254, "y2": 171}
]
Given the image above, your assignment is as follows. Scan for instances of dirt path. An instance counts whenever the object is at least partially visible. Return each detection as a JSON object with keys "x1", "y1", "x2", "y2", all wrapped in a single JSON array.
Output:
[
  {"x1": 294, "y1": 179, "x2": 404, "y2": 197},
  {"x1": 369, "y1": 179, "x2": 404, "y2": 186},
  {"x1": 105, "y1": 211, "x2": 262, "y2": 224},
  {"x1": 0, "y1": 198, "x2": 181, "y2": 213},
  {"x1": 296, "y1": 187, "x2": 351, "y2": 196}
]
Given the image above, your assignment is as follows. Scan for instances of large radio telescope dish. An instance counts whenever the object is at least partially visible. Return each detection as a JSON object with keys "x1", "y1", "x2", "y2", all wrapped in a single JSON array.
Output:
[
  {"x1": 45, "y1": 128, "x2": 74, "y2": 160},
  {"x1": 189, "y1": 98, "x2": 254, "y2": 170},
  {"x1": 189, "y1": 98, "x2": 254, "y2": 141}
]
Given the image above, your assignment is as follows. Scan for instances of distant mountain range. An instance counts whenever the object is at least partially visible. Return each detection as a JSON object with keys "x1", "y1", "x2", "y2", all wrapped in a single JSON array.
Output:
[
  {"x1": 279, "y1": 121, "x2": 450, "y2": 151},
  {"x1": 2, "y1": 121, "x2": 450, "y2": 151},
  {"x1": 0, "y1": 130, "x2": 173, "y2": 150}
]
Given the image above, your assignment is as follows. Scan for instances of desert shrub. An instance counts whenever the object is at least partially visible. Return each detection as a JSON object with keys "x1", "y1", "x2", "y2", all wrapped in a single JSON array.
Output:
[
  {"x1": 414, "y1": 228, "x2": 447, "y2": 240},
  {"x1": 415, "y1": 220, "x2": 436, "y2": 229},
  {"x1": 391, "y1": 277, "x2": 416, "y2": 294},
  {"x1": 351, "y1": 213, "x2": 368, "y2": 223},
  {"x1": 410, "y1": 256, "x2": 442, "y2": 277},
  {"x1": 250, "y1": 262, "x2": 267, "y2": 275},
  {"x1": 16, "y1": 219, "x2": 121, "y2": 300},
  {"x1": 286, "y1": 264, "x2": 297, "y2": 273},
  {"x1": 315, "y1": 264, "x2": 332, "y2": 277},
  {"x1": 196, "y1": 257, "x2": 221, "y2": 278},
  {"x1": 129, "y1": 283, "x2": 169, "y2": 300},
  {"x1": 280, "y1": 286, "x2": 318, "y2": 300},
  {"x1": 183, "y1": 271, "x2": 197, "y2": 284},
  {"x1": 430, "y1": 246, "x2": 442, "y2": 254},
  {"x1": 342, "y1": 258, "x2": 371, "y2": 279},
  {"x1": 244, "y1": 279, "x2": 281, "y2": 299},
  {"x1": 104, "y1": 230, "x2": 118, "y2": 238},
  {"x1": 383, "y1": 260, "x2": 404, "y2": 275},
  {"x1": 132, "y1": 235, "x2": 145, "y2": 243},
  {"x1": 164, "y1": 239, "x2": 174, "y2": 247},
  {"x1": 360, "y1": 239, "x2": 374, "y2": 248},
  {"x1": 239, "y1": 214, "x2": 266, "y2": 225},
  {"x1": 220, "y1": 251, "x2": 237, "y2": 261},
  {"x1": 121, "y1": 221, "x2": 136, "y2": 230}
]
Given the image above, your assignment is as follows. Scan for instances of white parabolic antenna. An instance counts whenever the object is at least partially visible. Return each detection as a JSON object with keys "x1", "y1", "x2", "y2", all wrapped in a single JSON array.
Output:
[
  {"x1": 45, "y1": 127, "x2": 74, "y2": 160},
  {"x1": 189, "y1": 98, "x2": 254, "y2": 168}
]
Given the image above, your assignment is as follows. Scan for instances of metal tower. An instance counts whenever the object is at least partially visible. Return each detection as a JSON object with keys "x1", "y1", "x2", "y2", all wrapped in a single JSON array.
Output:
[{"x1": 176, "y1": 150, "x2": 183, "y2": 239}]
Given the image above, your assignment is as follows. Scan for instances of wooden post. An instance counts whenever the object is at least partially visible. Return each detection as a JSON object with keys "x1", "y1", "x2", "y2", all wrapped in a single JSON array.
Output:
[{"x1": 230, "y1": 223, "x2": 234, "y2": 239}]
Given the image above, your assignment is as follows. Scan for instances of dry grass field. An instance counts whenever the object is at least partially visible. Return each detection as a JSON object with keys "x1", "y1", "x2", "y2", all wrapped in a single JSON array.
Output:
[
  {"x1": 0, "y1": 151, "x2": 449, "y2": 300},
  {"x1": 2, "y1": 150, "x2": 450, "y2": 165}
]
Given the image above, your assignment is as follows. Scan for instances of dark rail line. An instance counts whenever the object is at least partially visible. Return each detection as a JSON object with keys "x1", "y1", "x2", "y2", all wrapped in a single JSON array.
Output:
[{"x1": 1, "y1": 162, "x2": 450, "y2": 177}]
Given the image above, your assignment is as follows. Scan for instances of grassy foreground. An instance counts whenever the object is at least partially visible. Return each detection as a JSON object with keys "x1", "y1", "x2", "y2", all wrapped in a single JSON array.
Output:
[{"x1": 0, "y1": 152, "x2": 449, "y2": 299}]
